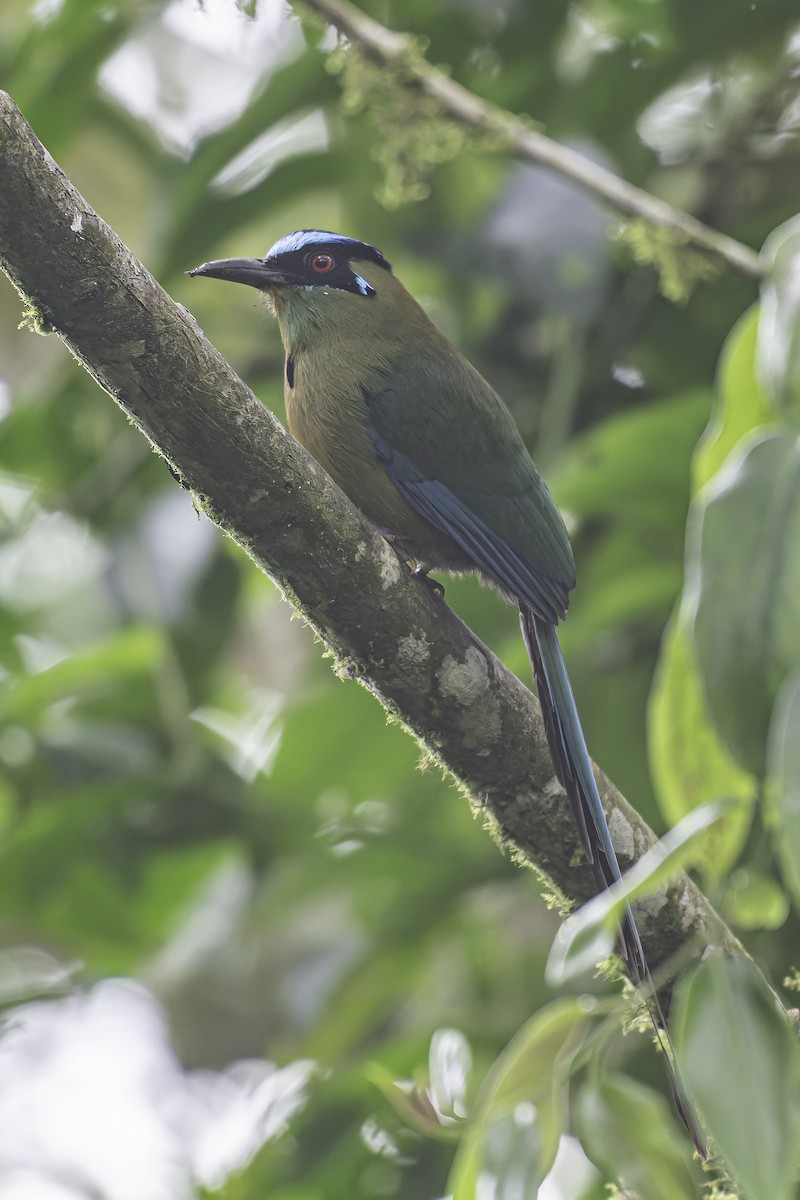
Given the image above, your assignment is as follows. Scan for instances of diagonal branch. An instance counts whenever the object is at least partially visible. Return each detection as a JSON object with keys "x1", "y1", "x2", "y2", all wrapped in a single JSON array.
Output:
[
  {"x1": 0, "y1": 90, "x2": 739, "y2": 980},
  {"x1": 298, "y1": 0, "x2": 763, "y2": 283}
]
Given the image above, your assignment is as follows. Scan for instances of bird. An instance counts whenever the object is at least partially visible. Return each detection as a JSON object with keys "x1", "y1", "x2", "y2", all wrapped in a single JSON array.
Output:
[{"x1": 189, "y1": 229, "x2": 705, "y2": 1155}]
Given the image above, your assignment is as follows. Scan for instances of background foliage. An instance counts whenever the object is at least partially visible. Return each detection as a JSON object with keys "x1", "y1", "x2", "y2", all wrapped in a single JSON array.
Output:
[{"x1": 2, "y1": 0, "x2": 800, "y2": 1197}]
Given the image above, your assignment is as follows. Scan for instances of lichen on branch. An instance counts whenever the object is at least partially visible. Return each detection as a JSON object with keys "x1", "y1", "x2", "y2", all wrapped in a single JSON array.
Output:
[{"x1": 326, "y1": 39, "x2": 469, "y2": 206}]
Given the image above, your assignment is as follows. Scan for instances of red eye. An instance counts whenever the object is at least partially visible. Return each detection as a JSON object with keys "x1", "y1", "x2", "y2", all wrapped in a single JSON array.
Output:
[{"x1": 309, "y1": 253, "x2": 334, "y2": 273}]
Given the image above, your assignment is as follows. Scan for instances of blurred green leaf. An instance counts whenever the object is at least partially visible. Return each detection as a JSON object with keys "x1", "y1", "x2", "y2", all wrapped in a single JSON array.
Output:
[
  {"x1": 758, "y1": 216, "x2": 800, "y2": 422},
  {"x1": 367, "y1": 1063, "x2": 459, "y2": 1139},
  {"x1": 192, "y1": 690, "x2": 283, "y2": 782},
  {"x1": 162, "y1": 47, "x2": 340, "y2": 269},
  {"x1": 648, "y1": 611, "x2": 754, "y2": 880},
  {"x1": 691, "y1": 430, "x2": 800, "y2": 774},
  {"x1": 575, "y1": 1075, "x2": 697, "y2": 1199},
  {"x1": 429, "y1": 1027, "x2": 472, "y2": 1121},
  {"x1": 473, "y1": 998, "x2": 589, "y2": 1117},
  {"x1": 562, "y1": 524, "x2": 684, "y2": 656},
  {"x1": 767, "y1": 670, "x2": 800, "y2": 916},
  {"x1": 447, "y1": 999, "x2": 589, "y2": 1200},
  {"x1": 3, "y1": 0, "x2": 130, "y2": 150},
  {"x1": 722, "y1": 868, "x2": 789, "y2": 931},
  {"x1": 555, "y1": 390, "x2": 710, "y2": 524},
  {"x1": 568, "y1": 558, "x2": 681, "y2": 650},
  {"x1": 369, "y1": 1027, "x2": 475, "y2": 1139},
  {"x1": 546, "y1": 912, "x2": 615, "y2": 989},
  {"x1": 0, "y1": 778, "x2": 235, "y2": 972},
  {"x1": 1, "y1": 625, "x2": 164, "y2": 723},
  {"x1": 674, "y1": 955, "x2": 800, "y2": 1200},
  {"x1": 694, "y1": 303, "x2": 774, "y2": 492},
  {"x1": 546, "y1": 802, "x2": 726, "y2": 986},
  {"x1": 268, "y1": 680, "x2": 421, "y2": 807},
  {"x1": 456, "y1": 1103, "x2": 544, "y2": 1200}
]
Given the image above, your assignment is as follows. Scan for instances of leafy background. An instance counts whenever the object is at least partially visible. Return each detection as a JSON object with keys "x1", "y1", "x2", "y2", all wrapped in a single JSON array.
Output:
[{"x1": 2, "y1": 0, "x2": 800, "y2": 1197}]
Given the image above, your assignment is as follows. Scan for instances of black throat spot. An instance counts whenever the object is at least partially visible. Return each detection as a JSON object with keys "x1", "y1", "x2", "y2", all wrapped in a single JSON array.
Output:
[{"x1": 286, "y1": 354, "x2": 295, "y2": 389}]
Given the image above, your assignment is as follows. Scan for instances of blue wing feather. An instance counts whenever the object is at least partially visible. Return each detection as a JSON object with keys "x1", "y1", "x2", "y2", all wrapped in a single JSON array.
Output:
[
  {"x1": 363, "y1": 382, "x2": 706, "y2": 1159},
  {"x1": 366, "y1": 418, "x2": 569, "y2": 623},
  {"x1": 371, "y1": 416, "x2": 651, "y2": 962}
]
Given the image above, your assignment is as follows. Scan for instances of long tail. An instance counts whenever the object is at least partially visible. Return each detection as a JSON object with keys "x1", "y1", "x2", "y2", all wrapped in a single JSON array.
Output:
[{"x1": 519, "y1": 604, "x2": 706, "y2": 1158}]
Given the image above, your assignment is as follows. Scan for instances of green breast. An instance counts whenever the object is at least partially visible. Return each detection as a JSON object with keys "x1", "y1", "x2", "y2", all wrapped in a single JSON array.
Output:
[{"x1": 284, "y1": 352, "x2": 471, "y2": 571}]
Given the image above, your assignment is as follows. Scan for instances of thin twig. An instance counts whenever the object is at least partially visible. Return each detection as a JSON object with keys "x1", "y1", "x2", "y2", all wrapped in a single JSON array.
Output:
[{"x1": 300, "y1": 0, "x2": 764, "y2": 282}]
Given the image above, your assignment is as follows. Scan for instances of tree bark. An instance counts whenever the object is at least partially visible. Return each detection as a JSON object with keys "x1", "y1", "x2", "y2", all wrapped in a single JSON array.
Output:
[{"x1": 0, "y1": 89, "x2": 740, "y2": 979}]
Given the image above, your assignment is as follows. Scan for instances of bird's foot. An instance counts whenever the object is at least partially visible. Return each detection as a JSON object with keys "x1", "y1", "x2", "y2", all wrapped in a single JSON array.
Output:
[{"x1": 412, "y1": 563, "x2": 445, "y2": 600}]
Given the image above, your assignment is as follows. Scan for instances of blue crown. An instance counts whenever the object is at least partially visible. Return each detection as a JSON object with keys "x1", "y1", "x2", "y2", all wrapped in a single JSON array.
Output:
[{"x1": 266, "y1": 230, "x2": 391, "y2": 272}]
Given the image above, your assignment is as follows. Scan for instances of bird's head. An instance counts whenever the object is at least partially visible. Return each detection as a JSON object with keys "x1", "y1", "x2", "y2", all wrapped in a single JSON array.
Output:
[{"x1": 189, "y1": 230, "x2": 394, "y2": 348}]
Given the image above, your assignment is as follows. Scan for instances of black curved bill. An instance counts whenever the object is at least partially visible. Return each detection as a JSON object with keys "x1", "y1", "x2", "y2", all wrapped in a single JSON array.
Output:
[{"x1": 187, "y1": 257, "x2": 289, "y2": 289}]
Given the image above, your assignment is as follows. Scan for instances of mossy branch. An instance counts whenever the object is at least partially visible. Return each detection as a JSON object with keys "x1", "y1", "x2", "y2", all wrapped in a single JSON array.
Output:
[{"x1": 0, "y1": 90, "x2": 739, "y2": 985}]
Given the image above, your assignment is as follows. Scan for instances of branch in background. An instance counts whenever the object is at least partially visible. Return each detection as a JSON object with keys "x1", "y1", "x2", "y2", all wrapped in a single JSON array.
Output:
[
  {"x1": 0, "y1": 90, "x2": 739, "y2": 983},
  {"x1": 298, "y1": 0, "x2": 764, "y2": 283}
]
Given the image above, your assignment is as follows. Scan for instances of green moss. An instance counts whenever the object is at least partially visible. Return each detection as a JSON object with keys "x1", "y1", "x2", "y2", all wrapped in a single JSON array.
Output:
[
  {"x1": 18, "y1": 301, "x2": 56, "y2": 335},
  {"x1": 614, "y1": 219, "x2": 720, "y2": 302},
  {"x1": 331, "y1": 652, "x2": 364, "y2": 679},
  {"x1": 783, "y1": 967, "x2": 800, "y2": 992},
  {"x1": 416, "y1": 750, "x2": 436, "y2": 772},
  {"x1": 705, "y1": 1183, "x2": 743, "y2": 1200},
  {"x1": 325, "y1": 41, "x2": 469, "y2": 208},
  {"x1": 536, "y1": 876, "x2": 572, "y2": 916}
]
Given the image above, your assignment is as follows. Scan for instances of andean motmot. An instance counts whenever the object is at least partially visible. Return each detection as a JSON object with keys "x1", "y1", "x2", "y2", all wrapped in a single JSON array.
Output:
[{"x1": 189, "y1": 230, "x2": 704, "y2": 1154}]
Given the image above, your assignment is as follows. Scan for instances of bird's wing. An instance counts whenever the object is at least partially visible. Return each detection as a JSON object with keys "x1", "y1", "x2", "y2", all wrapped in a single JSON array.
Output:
[
  {"x1": 364, "y1": 368, "x2": 708, "y2": 1160},
  {"x1": 362, "y1": 371, "x2": 575, "y2": 624}
]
